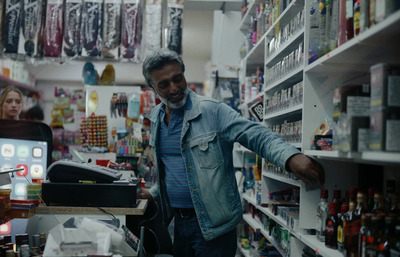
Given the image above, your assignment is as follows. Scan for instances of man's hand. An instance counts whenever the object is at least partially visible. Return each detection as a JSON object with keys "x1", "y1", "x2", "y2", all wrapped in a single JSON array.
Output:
[
  {"x1": 286, "y1": 154, "x2": 325, "y2": 186},
  {"x1": 138, "y1": 188, "x2": 154, "y2": 201}
]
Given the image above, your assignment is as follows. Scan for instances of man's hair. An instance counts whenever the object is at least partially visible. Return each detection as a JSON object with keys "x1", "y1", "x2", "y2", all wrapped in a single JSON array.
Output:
[{"x1": 142, "y1": 48, "x2": 185, "y2": 88}]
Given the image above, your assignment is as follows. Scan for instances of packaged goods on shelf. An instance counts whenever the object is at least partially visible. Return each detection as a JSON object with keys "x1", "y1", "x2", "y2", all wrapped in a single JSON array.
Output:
[
  {"x1": 80, "y1": 0, "x2": 103, "y2": 57},
  {"x1": 331, "y1": 84, "x2": 371, "y2": 152},
  {"x1": 102, "y1": 0, "x2": 122, "y2": 59},
  {"x1": 63, "y1": 0, "x2": 83, "y2": 58},
  {"x1": 121, "y1": 0, "x2": 143, "y2": 62},
  {"x1": 145, "y1": 0, "x2": 162, "y2": 55},
  {"x1": 166, "y1": 0, "x2": 184, "y2": 55},
  {"x1": 19, "y1": 0, "x2": 44, "y2": 57},
  {"x1": 44, "y1": 0, "x2": 64, "y2": 57},
  {"x1": 369, "y1": 63, "x2": 400, "y2": 152}
]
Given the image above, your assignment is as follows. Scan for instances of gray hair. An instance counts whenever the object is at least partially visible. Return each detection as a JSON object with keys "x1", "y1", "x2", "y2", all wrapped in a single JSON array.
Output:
[{"x1": 142, "y1": 48, "x2": 185, "y2": 88}]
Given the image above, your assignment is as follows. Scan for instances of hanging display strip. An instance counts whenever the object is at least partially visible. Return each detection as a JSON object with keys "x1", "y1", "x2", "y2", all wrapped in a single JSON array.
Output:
[
  {"x1": 103, "y1": 0, "x2": 122, "y2": 59},
  {"x1": 121, "y1": 0, "x2": 143, "y2": 62},
  {"x1": 44, "y1": 0, "x2": 64, "y2": 57},
  {"x1": 63, "y1": 0, "x2": 82, "y2": 58},
  {"x1": 4, "y1": 0, "x2": 22, "y2": 55},
  {"x1": 145, "y1": 0, "x2": 162, "y2": 55},
  {"x1": 166, "y1": 0, "x2": 184, "y2": 55},
  {"x1": 19, "y1": 0, "x2": 43, "y2": 57},
  {"x1": 80, "y1": 0, "x2": 103, "y2": 57}
]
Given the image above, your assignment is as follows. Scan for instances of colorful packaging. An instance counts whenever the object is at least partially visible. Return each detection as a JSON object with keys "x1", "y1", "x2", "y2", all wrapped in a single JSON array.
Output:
[
  {"x1": 145, "y1": 0, "x2": 162, "y2": 55},
  {"x1": 63, "y1": 0, "x2": 82, "y2": 58},
  {"x1": 121, "y1": 0, "x2": 142, "y2": 62},
  {"x1": 4, "y1": 0, "x2": 22, "y2": 54},
  {"x1": 166, "y1": 0, "x2": 184, "y2": 55},
  {"x1": 80, "y1": 0, "x2": 103, "y2": 57},
  {"x1": 19, "y1": 0, "x2": 43, "y2": 57},
  {"x1": 103, "y1": 0, "x2": 121, "y2": 59},
  {"x1": 44, "y1": 0, "x2": 64, "y2": 57}
]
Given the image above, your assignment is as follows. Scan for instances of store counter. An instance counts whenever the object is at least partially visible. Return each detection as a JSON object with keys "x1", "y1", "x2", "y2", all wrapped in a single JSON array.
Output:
[{"x1": 26, "y1": 199, "x2": 148, "y2": 236}]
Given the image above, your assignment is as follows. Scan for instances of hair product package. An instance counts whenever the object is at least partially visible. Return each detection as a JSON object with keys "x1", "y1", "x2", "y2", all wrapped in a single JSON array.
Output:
[
  {"x1": 4, "y1": 0, "x2": 22, "y2": 54},
  {"x1": 145, "y1": 0, "x2": 162, "y2": 56},
  {"x1": 121, "y1": 0, "x2": 142, "y2": 62},
  {"x1": 19, "y1": 0, "x2": 44, "y2": 57},
  {"x1": 63, "y1": 0, "x2": 82, "y2": 58},
  {"x1": 43, "y1": 0, "x2": 64, "y2": 57},
  {"x1": 166, "y1": 0, "x2": 184, "y2": 55},
  {"x1": 103, "y1": 0, "x2": 122, "y2": 59},
  {"x1": 80, "y1": 0, "x2": 103, "y2": 57}
]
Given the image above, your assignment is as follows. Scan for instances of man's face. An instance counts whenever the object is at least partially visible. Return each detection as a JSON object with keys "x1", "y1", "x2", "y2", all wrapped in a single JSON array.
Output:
[{"x1": 150, "y1": 62, "x2": 189, "y2": 109}]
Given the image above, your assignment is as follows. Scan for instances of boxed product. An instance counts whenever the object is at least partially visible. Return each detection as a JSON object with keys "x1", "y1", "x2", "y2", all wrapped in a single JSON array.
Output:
[
  {"x1": 369, "y1": 63, "x2": 400, "y2": 151},
  {"x1": 333, "y1": 84, "x2": 371, "y2": 152}
]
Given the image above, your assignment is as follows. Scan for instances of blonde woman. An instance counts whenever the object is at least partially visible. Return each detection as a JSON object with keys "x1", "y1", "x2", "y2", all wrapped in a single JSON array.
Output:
[{"x1": 0, "y1": 86, "x2": 23, "y2": 120}]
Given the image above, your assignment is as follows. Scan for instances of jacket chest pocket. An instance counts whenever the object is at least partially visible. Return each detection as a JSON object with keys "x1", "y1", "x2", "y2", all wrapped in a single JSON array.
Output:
[{"x1": 189, "y1": 132, "x2": 223, "y2": 170}]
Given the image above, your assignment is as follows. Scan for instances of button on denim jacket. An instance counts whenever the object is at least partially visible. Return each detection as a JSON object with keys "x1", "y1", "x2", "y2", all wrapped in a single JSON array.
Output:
[{"x1": 148, "y1": 90, "x2": 300, "y2": 241}]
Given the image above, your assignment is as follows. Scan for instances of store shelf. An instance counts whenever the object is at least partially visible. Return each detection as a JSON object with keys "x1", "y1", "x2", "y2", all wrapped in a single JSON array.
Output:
[
  {"x1": 0, "y1": 74, "x2": 38, "y2": 95},
  {"x1": 265, "y1": 27, "x2": 305, "y2": 67},
  {"x1": 264, "y1": 65, "x2": 304, "y2": 92},
  {"x1": 296, "y1": 233, "x2": 343, "y2": 257},
  {"x1": 305, "y1": 150, "x2": 400, "y2": 165},
  {"x1": 262, "y1": 171, "x2": 301, "y2": 187},
  {"x1": 237, "y1": 242, "x2": 252, "y2": 257},
  {"x1": 243, "y1": 213, "x2": 262, "y2": 231},
  {"x1": 246, "y1": 33, "x2": 267, "y2": 68},
  {"x1": 239, "y1": 0, "x2": 261, "y2": 33},
  {"x1": 242, "y1": 192, "x2": 257, "y2": 206},
  {"x1": 263, "y1": 103, "x2": 303, "y2": 120},
  {"x1": 305, "y1": 10, "x2": 400, "y2": 78},
  {"x1": 259, "y1": 229, "x2": 287, "y2": 257}
]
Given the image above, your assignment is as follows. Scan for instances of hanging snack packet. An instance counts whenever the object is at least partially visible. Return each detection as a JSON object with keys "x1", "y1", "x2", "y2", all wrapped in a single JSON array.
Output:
[
  {"x1": 63, "y1": 0, "x2": 82, "y2": 58},
  {"x1": 43, "y1": 0, "x2": 64, "y2": 57},
  {"x1": 19, "y1": 0, "x2": 43, "y2": 57},
  {"x1": 103, "y1": 0, "x2": 121, "y2": 59},
  {"x1": 80, "y1": 0, "x2": 103, "y2": 57},
  {"x1": 145, "y1": 0, "x2": 162, "y2": 55},
  {"x1": 166, "y1": 0, "x2": 184, "y2": 55},
  {"x1": 4, "y1": 0, "x2": 22, "y2": 55},
  {"x1": 121, "y1": 0, "x2": 142, "y2": 62}
]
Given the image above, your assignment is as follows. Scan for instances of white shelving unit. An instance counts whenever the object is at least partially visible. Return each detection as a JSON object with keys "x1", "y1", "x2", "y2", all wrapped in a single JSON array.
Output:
[{"x1": 238, "y1": 0, "x2": 400, "y2": 256}]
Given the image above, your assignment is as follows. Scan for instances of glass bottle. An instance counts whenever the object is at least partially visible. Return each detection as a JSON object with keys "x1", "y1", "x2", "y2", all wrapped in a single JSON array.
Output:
[
  {"x1": 378, "y1": 215, "x2": 396, "y2": 257},
  {"x1": 385, "y1": 180, "x2": 396, "y2": 214},
  {"x1": 367, "y1": 187, "x2": 375, "y2": 212},
  {"x1": 359, "y1": 213, "x2": 372, "y2": 257},
  {"x1": 326, "y1": 201, "x2": 339, "y2": 249},
  {"x1": 337, "y1": 201, "x2": 349, "y2": 254},
  {"x1": 333, "y1": 189, "x2": 342, "y2": 213},
  {"x1": 365, "y1": 214, "x2": 384, "y2": 257},
  {"x1": 344, "y1": 201, "x2": 356, "y2": 257},
  {"x1": 350, "y1": 191, "x2": 367, "y2": 257},
  {"x1": 372, "y1": 192, "x2": 385, "y2": 215},
  {"x1": 390, "y1": 193, "x2": 399, "y2": 215},
  {"x1": 316, "y1": 189, "x2": 329, "y2": 242}
]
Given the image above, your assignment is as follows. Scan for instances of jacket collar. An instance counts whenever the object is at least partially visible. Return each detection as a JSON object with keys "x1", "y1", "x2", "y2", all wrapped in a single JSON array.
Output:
[{"x1": 149, "y1": 90, "x2": 201, "y2": 123}]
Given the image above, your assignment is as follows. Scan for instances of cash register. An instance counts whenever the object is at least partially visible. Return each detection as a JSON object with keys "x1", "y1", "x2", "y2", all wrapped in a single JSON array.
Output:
[{"x1": 42, "y1": 160, "x2": 140, "y2": 207}]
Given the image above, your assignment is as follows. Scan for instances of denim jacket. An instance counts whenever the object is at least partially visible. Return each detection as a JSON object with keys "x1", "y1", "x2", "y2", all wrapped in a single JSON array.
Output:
[{"x1": 148, "y1": 90, "x2": 300, "y2": 241}]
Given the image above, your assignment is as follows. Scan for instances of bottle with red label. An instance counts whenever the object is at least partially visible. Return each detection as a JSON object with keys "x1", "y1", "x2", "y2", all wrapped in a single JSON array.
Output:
[{"x1": 325, "y1": 201, "x2": 339, "y2": 249}]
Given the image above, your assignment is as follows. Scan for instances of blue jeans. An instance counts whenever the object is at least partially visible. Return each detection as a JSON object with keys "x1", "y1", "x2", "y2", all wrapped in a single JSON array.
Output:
[{"x1": 173, "y1": 214, "x2": 237, "y2": 257}]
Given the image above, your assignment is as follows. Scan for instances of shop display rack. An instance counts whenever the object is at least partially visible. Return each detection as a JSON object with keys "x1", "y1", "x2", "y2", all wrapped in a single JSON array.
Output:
[{"x1": 237, "y1": 0, "x2": 400, "y2": 256}]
